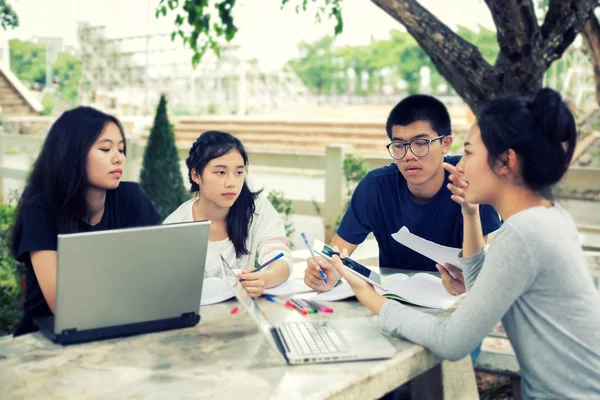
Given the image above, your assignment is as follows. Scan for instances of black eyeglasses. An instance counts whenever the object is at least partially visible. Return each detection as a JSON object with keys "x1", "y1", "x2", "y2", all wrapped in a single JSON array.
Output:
[{"x1": 386, "y1": 135, "x2": 446, "y2": 160}]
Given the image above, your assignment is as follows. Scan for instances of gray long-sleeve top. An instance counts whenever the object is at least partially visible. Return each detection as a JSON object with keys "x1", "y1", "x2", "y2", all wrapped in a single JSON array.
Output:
[{"x1": 379, "y1": 206, "x2": 600, "y2": 399}]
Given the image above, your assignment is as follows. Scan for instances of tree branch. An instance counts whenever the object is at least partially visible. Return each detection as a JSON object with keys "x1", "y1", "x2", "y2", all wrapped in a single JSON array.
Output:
[
  {"x1": 370, "y1": 0, "x2": 496, "y2": 111},
  {"x1": 483, "y1": 0, "x2": 538, "y2": 64},
  {"x1": 540, "y1": 0, "x2": 598, "y2": 66},
  {"x1": 581, "y1": 14, "x2": 600, "y2": 106}
]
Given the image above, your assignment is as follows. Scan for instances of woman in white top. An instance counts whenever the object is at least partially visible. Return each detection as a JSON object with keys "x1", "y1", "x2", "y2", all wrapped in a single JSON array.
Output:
[{"x1": 164, "y1": 130, "x2": 292, "y2": 297}]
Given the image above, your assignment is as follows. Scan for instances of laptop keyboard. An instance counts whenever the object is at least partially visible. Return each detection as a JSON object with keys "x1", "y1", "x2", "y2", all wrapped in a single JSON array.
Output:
[{"x1": 282, "y1": 321, "x2": 347, "y2": 355}]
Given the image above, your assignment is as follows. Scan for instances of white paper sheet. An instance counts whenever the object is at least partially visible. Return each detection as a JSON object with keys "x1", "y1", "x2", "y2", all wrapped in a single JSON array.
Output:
[
  {"x1": 263, "y1": 279, "x2": 314, "y2": 297},
  {"x1": 302, "y1": 280, "x2": 355, "y2": 302},
  {"x1": 391, "y1": 226, "x2": 462, "y2": 269},
  {"x1": 200, "y1": 277, "x2": 235, "y2": 306}
]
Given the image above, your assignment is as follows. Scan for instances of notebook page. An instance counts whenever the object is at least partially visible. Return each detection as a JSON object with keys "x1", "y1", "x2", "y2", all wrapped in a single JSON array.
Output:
[
  {"x1": 303, "y1": 280, "x2": 356, "y2": 301},
  {"x1": 263, "y1": 279, "x2": 314, "y2": 296},
  {"x1": 380, "y1": 273, "x2": 463, "y2": 309},
  {"x1": 200, "y1": 277, "x2": 235, "y2": 305},
  {"x1": 375, "y1": 273, "x2": 409, "y2": 296}
]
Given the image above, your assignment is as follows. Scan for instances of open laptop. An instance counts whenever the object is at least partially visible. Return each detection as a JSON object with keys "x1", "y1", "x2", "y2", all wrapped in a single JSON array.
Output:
[
  {"x1": 220, "y1": 255, "x2": 396, "y2": 364},
  {"x1": 34, "y1": 221, "x2": 211, "y2": 345}
]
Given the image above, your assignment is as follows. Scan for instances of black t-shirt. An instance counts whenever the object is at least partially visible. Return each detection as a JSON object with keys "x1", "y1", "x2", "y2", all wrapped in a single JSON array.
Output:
[{"x1": 14, "y1": 182, "x2": 162, "y2": 336}]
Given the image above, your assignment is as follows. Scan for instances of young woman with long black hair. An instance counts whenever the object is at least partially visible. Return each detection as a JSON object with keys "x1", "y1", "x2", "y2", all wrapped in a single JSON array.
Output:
[
  {"x1": 163, "y1": 131, "x2": 292, "y2": 297},
  {"x1": 12, "y1": 107, "x2": 161, "y2": 336}
]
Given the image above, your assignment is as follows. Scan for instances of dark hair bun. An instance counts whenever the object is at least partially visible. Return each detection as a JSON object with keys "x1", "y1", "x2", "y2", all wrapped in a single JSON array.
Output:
[
  {"x1": 531, "y1": 88, "x2": 576, "y2": 144},
  {"x1": 478, "y1": 88, "x2": 578, "y2": 196}
]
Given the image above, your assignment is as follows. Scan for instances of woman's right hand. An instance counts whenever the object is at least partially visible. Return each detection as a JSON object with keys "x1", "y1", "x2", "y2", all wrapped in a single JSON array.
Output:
[{"x1": 442, "y1": 162, "x2": 478, "y2": 216}]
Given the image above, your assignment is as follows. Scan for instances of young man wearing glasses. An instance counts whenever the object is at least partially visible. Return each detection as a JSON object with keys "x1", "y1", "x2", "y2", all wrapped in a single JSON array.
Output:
[{"x1": 304, "y1": 94, "x2": 501, "y2": 295}]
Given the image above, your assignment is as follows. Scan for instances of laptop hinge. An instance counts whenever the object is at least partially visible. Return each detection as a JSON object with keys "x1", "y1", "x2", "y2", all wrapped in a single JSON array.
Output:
[{"x1": 273, "y1": 328, "x2": 291, "y2": 353}]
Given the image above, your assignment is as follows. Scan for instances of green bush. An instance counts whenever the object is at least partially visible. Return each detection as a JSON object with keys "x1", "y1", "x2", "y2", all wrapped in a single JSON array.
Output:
[
  {"x1": 0, "y1": 204, "x2": 24, "y2": 336},
  {"x1": 336, "y1": 153, "x2": 368, "y2": 228},
  {"x1": 267, "y1": 190, "x2": 295, "y2": 249},
  {"x1": 40, "y1": 93, "x2": 54, "y2": 116},
  {"x1": 140, "y1": 95, "x2": 189, "y2": 219}
]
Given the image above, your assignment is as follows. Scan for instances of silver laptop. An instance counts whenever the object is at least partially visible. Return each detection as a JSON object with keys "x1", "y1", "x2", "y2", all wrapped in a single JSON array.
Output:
[
  {"x1": 220, "y1": 255, "x2": 396, "y2": 364},
  {"x1": 35, "y1": 221, "x2": 211, "y2": 345}
]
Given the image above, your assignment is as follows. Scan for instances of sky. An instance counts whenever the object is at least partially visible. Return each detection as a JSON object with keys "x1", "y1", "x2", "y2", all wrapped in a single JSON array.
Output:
[{"x1": 2, "y1": 0, "x2": 496, "y2": 70}]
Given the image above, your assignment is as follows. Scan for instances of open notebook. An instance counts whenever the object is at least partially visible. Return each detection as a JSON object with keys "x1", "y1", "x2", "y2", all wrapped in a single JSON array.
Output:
[
  {"x1": 302, "y1": 273, "x2": 462, "y2": 310},
  {"x1": 375, "y1": 273, "x2": 463, "y2": 309}
]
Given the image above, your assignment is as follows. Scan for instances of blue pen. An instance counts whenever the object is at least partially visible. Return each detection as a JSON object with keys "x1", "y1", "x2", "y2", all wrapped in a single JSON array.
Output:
[
  {"x1": 301, "y1": 232, "x2": 328, "y2": 284},
  {"x1": 252, "y1": 252, "x2": 284, "y2": 273}
]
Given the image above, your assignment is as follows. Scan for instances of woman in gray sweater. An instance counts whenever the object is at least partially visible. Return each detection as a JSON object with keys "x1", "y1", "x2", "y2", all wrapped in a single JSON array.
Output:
[{"x1": 330, "y1": 88, "x2": 600, "y2": 399}]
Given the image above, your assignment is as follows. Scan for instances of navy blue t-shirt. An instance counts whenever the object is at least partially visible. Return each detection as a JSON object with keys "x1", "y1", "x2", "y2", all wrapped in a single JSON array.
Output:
[
  {"x1": 14, "y1": 182, "x2": 162, "y2": 336},
  {"x1": 337, "y1": 156, "x2": 501, "y2": 270}
]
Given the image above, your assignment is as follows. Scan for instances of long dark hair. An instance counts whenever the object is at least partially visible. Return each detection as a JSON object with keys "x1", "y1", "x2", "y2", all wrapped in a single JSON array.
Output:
[
  {"x1": 11, "y1": 107, "x2": 126, "y2": 257},
  {"x1": 478, "y1": 88, "x2": 577, "y2": 199},
  {"x1": 186, "y1": 131, "x2": 260, "y2": 258}
]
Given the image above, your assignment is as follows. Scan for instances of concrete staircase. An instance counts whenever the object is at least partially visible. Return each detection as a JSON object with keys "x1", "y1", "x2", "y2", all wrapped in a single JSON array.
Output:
[
  {"x1": 0, "y1": 65, "x2": 42, "y2": 116},
  {"x1": 171, "y1": 117, "x2": 471, "y2": 157}
]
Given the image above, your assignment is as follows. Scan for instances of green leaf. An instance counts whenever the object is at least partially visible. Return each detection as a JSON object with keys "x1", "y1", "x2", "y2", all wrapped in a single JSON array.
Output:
[{"x1": 0, "y1": 0, "x2": 19, "y2": 30}]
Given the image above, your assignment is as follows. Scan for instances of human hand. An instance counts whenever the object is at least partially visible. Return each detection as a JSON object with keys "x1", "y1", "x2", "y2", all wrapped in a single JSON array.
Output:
[
  {"x1": 328, "y1": 247, "x2": 374, "y2": 294},
  {"x1": 303, "y1": 255, "x2": 340, "y2": 292},
  {"x1": 436, "y1": 263, "x2": 466, "y2": 295},
  {"x1": 237, "y1": 269, "x2": 267, "y2": 297},
  {"x1": 442, "y1": 162, "x2": 478, "y2": 216}
]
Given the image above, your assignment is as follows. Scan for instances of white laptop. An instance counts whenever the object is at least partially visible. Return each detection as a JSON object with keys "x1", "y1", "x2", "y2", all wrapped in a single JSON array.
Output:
[
  {"x1": 35, "y1": 221, "x2": 211, "y2": 345},
  {"x1": 220, "y1": 255, "x2": 396, "y2": 364}
]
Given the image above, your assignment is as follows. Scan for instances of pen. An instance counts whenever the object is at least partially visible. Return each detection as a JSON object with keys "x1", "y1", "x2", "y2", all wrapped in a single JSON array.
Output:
[
  {"x1": 266, "y1": 295, "x2": 294, "y2": 310},
  {"x1": 286, "y1": 299, "x2": 309, "y2": 315},
  {"x1": 437, "y1": 263, "x2": 457, "y2": 280},
  {"x1": 290, "y1": 298, "x2": 315, "y2": 314},
  {"x1": 304, "y1": 299, "x2": 334, "y2": 313},
  {"x1": 295, "y1": 298, "x2": 317, "y2": 314},
  {"x1": 301, "y1": 233, "x2": 328, "y2": 284},
  {"x1": 252, "y1": 252, "x2": 284, "y2": 273}
]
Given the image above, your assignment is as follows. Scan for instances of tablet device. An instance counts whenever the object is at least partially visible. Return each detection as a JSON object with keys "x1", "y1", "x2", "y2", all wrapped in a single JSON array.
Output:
[{"x1": 312, "y1": 239, "x2": 386, "y2": 291}]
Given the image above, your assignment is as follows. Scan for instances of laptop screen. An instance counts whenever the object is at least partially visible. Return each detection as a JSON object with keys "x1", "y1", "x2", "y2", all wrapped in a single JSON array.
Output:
[{"x1": 220, "y1": 255, "x2": 278, "y2": 339}]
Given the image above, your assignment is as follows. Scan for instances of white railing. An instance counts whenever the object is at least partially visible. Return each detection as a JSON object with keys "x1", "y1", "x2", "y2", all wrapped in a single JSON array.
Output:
[
  {"x1": 1, "y1": 134, "x2": 600, "y2": 241},
  {"x1": 0, "y1": 134, "x2": 392, "y2": 240}
]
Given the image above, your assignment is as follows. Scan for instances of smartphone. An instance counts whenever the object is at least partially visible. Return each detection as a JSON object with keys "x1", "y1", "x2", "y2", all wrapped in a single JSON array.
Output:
[{"x1": 312, "y1": 239, "x2": 387, "y2": 291}]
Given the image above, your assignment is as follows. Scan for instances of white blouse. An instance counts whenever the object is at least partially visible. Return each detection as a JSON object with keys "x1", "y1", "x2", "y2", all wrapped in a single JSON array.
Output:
[{"x1": 163, "y1": 193, "x2": 293, "y2": 278}]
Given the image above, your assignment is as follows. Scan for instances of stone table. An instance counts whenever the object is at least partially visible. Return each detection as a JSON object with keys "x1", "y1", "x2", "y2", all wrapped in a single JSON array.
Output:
[{"x1": 0, "y1": 294, "x2": 477, "y2": 400}]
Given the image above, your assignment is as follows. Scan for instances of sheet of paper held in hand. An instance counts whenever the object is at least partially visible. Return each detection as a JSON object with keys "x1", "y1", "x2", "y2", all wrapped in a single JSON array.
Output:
[{"x1": 391, "y1": 226, "x2": 462, "y2": 269}]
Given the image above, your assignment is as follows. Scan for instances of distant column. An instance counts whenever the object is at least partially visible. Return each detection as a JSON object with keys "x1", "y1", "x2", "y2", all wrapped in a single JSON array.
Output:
[
  {"x1": 237, "y1": 56, "x2": 247, "y2": 116},
  {"x1": 0, "y1": 30, "x2": 9, "y2": 70}
]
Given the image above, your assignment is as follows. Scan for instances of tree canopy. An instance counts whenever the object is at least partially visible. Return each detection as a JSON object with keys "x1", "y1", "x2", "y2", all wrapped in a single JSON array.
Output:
[
  {"x1": 157, "y1": 0, "x2": 598, "y2": 113},
  {"x1": 9, "y1": 39, "x2": 81, "y2": 103}
]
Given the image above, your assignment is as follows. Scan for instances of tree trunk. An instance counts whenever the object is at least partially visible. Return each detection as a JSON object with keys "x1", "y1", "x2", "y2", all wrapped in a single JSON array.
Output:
[
  {"x1": 370, "y1": 0, "x2": 598, "y2": 114},
  {"x1": 581, "y1": 15, "x2": 600, "y2": 106}
]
